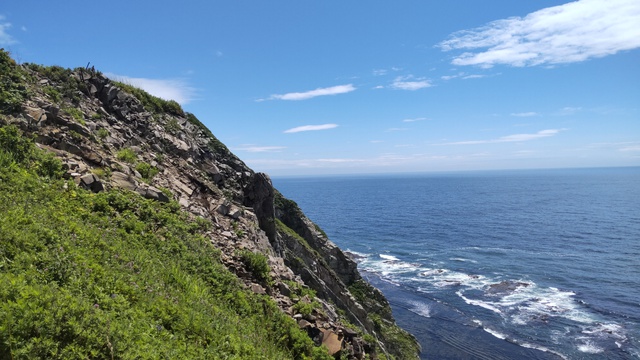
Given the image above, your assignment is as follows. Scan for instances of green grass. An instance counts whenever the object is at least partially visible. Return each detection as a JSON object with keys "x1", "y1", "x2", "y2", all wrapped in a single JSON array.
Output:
[{"x1": 0, "y1": 125, "x2": 333, "y2": 360}]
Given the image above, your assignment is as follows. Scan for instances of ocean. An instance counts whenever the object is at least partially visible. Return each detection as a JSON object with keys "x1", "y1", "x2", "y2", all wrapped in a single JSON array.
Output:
[{"x1": 273, "y1": 167, "x2": 640, "y2": 359}]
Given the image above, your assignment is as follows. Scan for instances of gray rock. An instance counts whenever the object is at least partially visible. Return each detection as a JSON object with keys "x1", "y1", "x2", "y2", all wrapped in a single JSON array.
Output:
[
  {"x1": 136, "y1": 186, "x2": 169, "y2": 203},
  {"x1": 78, "y1": 174, "x2": 104, "y2": 193}
]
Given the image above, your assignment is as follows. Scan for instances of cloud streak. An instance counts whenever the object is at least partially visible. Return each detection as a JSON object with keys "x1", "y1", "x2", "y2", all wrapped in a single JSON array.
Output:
[
  {"x1": 511, "y1": 112, "x2": 538, "y2": 117},
  {"x1": 439, "y1": 0, "x2": 640, "y2": 67},
  {"x1": 106, "y1": 73, "x2": 196, "y2": 105},
  {"x1": 0, "y1": 15, "x2": 17, "y2": 45},
  {"x1": 442, "y1": 129, "x2": 565, "y2": 145},
  {"x1": 234, "y1": 145, "x2": 286, "y2": 153},
  {"x1": 284, "y1": 124, "x2": 338, "y2": 133},
  {"x1": 266, "y1": 84, "x2": 355, "y2": 101},
  {"x1": 402, "y1": 117, "x2": 428, "y2": 123},
  {"x1": 391, "y1": 76, "x2": 431, "y2": 90}
]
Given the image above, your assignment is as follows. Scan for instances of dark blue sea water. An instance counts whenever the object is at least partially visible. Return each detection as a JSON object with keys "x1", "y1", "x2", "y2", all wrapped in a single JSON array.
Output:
[{"x1": 273, "y1": 167, "x2": 640, "y2": 359}]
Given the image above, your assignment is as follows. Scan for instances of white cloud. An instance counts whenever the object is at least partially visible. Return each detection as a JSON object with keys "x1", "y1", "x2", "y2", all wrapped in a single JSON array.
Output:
[
  {"x1": 391, "y1": 76, "x2": 431, "y2": 90},
  {"x1": 106, "y1": 73, "x2": 196, "y2": 105},
  {"x1": 510, "y1": 112, "x2": 538, "y2": 117},
  {"x1": 373, "y1": 69, "x2": 388, "y2": 76},
  {"x1": 619, "y1": 145, "x2": 640, "y2": 152},
  {"x1": 555, "y1": 106, "x2": 582, "y2": 116},
  {"x1": 439, "y1": 0, "x2": 640, "y2": 67},
  {"x1": 234, "y1": 145, "x2": 286, "y2": 153},
  {"x1": 386, "y1": 127, "x2": 408, "y2": 132},
  {"x1": 402, "y1": 117, "x2": 428, "y2": 123},
  {"x1": 442, "y1": 129, "x2": 565, "y2": 145},
  {"x1": 283, "y1": 124, "x2": 338, "y2": 133},
  {"x1": 462, "y1": 74, "x2": 486, "y2": 79},
  {"x1": 0, "y1": 15, "x2": 16, "y2": 45},
  {"x1": 266, "y1": 84, "x2": 355, "y2": 101},
  {"x1": 317, "y1": 158, "x2": 365, "y2": 163}
]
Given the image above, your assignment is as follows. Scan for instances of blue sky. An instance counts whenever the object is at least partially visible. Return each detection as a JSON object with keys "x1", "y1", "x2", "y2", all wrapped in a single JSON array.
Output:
[{"x1": 2, "y1": 0, "x2": 639, "y2": 176}]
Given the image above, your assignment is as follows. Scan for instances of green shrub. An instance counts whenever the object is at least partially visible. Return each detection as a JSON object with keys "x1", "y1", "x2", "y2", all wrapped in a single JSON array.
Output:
[
  {"x1": 116, "y1": 148, "x2": 137, "y2": 163},
  {"x1": 237, "y1": 249, "x2": 271, "y2": 283},
  {"x1": 113, "y1": 81, "x2": 184, "y2": 117},
  {"x1": 64, "y1": 107, "x2": 85, "y2": 125},
  {"x1": 43, "y1": 85, "x2": 62, "y2": 103},
  {"x1": 96, "y1": 128, "x2": 109, "y2": 139},
  {"x1": 0, "y1": 124, "x2": 34, "y2": 163},
  {"x1": 135, "y1": 162, "x2": 159, "y2": 181},
  {"x1": 0, "y1": 49, "x2": 28, "y2": 114}
]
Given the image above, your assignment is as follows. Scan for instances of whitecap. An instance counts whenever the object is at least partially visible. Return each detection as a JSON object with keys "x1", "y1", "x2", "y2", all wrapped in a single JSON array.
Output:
[
  {"x1": 408, "y1": 300, "x2": 432, "y2": 318},
  {"x1": 456, "y1": 290, "x2": 502, "y2": 314},
  {"x1": 379, "y1": 254, "x2": 399, "y2": 261},
  {"x1": 582, "y1": 323, "x2": 626, "y2": 341},
  {"x1": 449, "y1": 257, "x2": 478, "y2": 263},
  {"x1": 577, "y1": 341, "x2": 604, "y2": 354},
  {"x1": 483, "y1": 327, "x2": 507, "y2": 340}
]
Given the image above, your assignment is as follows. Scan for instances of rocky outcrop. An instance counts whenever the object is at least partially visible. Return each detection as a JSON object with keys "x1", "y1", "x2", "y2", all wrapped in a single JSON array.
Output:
[{"x1": 1, "y1": 58, "x2": 420, "y2": 359}]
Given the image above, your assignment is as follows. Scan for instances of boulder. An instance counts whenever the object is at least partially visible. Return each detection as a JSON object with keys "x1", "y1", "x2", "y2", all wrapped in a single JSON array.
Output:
[
  {"x1": 321, "y1": 329, "x2": 343, "y2": 356},
  {"x1": 78, "y1": 174, "x2": 104, "y2": 193},
  {"x1": 136, "y1": 186, "x2": 170, "y2": 203},
  {"x1": 110, "y1": 172, "x2": 137, "y2": 191}
]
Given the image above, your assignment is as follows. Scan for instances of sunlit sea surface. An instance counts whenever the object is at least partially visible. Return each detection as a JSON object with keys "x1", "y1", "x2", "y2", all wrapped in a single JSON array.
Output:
[{"x1": 274, "y1": 167, "x2": 640, "y2": 359}]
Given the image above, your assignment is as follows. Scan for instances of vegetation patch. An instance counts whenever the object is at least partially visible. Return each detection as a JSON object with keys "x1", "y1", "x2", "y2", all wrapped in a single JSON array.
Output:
[
  {"x1": 113, "y1": 81, "x2": 184, "y2": 117},
  {"x1": 116, "y1": 148, "x2": 137, "y2": 163},
  {"x1": 0, "y1": 49, "x2": 29, "y2": 114},
  {"x1": 237, "y1": 249, "x2": 271, "y2": 283},
  {"x1": 0, "y1": 125, "x2": 332, "y2": 359},
  {"x1": 135, "y1": 162, "x2": 160, "y2": 182}
]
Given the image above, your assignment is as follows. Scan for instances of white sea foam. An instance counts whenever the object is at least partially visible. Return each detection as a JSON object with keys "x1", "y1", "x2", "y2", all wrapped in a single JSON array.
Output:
[
  {"x1": 520, "y1": 342, "x2": 569, "y2": 360},
  {"x1": 359, "y1": 254, "x2": 421, "y2": 277},
  {"x1": 408, "y1": 300, "x2": 432, "y2": 318},
  {"x1": 457, "y1": 290, "x2": 503, "y2": 314},
  {"x1": 419, "y1": 268, "x2": 488, "y2": 289},
  {"x1": 449, "y1": 257, "x2": 478, "y2": 263},
  {"x1": 379, "y1": 254, "x2": 399, "y2": 261},
  {"x1": 582, "y1": 323, "x2": 627, "y2": 341},
  {"x1": 577, "y1": 341, "x2": 604, "y2": 354},
  {"x1": 483, "y1": 327, "x2": 507, "y2": 340}
]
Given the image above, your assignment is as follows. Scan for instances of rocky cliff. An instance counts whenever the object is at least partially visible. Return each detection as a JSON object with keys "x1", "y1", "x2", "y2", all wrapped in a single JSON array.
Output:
[{"x1": 0, "y1": 50, "x2": 419, "y2": 359}]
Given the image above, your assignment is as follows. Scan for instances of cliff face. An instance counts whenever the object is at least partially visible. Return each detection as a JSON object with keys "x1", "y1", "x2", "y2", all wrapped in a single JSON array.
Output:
[{"x1": 0, "y1": 51, "x2": 419, "y2": 359}]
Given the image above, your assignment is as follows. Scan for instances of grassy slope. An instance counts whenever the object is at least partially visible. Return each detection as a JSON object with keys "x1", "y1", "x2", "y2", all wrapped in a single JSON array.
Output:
[{"x1": 0, "y1": 125, "x2": 331, "y2": 359}]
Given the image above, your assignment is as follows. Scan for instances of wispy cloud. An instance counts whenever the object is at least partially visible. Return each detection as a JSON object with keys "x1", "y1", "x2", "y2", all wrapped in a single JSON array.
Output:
[
  {"x1": 619, "y1": 145, "x2": 640, "y2": 152},
  {"x1": 442, "y1": 129, "x2": 565, "y2": 145},
  {"x1": 511, "y1": 112, "x2": 538, "y2": 117},
  {"x1": 234, "y1": 145, "x2": 286, "y2": 153},
  {"x1": 442, "y1": 72, "x2": 488, "y2": 80},
  {"x1": 317, "y1": 158, "x2": 366, "y2": 163},
  {"x1": 386, "y1": 127, "x2": 408, "y2": 132},
  {"x1": 391, "y1": 76, "x2": 431, "y2": 90},
  {"x1": 283, "y1": 124, "x2": 338, "y2": 134},
  {"x1": 555, "y1": 106, "x2": 582, "y2": 116},
  {"x1": 264, "y1": 84, "x2": 355, "y2": 101},
  {"x1": 462, "y1": 74, "x2": 486, "y2": 79},
  {"x1": 0, "y1": 15, "x2": 17, "y2": 45},
  {"x1": 106, "y1": 73, "x2": 196, "y2": 105},
  {"x1": 439, "y1": 0, "x2": 640, "y2": 67},
  {"x1": 402, "y1": 117, "x2": 428, "y2": 123}
]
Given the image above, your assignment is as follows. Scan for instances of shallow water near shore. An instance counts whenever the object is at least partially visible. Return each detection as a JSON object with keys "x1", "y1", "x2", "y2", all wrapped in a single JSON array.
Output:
[{"x1": 274, "y1": 167, "x2": 640, "y2": 359}]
